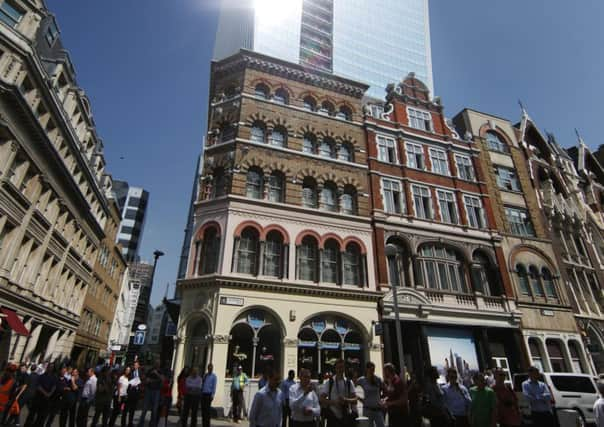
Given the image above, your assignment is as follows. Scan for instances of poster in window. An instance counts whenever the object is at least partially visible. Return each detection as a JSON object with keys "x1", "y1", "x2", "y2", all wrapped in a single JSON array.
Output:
[{"x1": 426, "y1": 327, "x2": 479, "y2": 387}]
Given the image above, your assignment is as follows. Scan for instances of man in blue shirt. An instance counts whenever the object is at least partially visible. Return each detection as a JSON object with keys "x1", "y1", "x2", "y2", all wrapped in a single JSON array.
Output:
[
  {"x1": 442, "y1": 368, "x2": 471, "y2": 427},
  {"x1": 522, "y1": 366, "x2": 553, "y2": 427},
  {"x1": 201, "y1": 364, "x2": 217, "y2": 427},
  {"x1": 280, "y1": 370, "x2": 296, "y2": 427},
  {"x1": 249, "y1": 367, "x2": 283, "y2": 427}
]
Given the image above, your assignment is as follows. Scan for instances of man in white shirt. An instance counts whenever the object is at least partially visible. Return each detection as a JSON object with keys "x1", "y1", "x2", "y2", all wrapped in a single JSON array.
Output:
[
  {"x1": 249, "y1": 367, "x2": 283, "y2": 427},
  {"x1": 319, "y1": 359, "x2": 357, "y2": 427},
  {"x1": 289, "y1": 368, "x2": 321, "y2": 427},
  {"x1": 77, "y1": 368, "x2": 97, "y2": 427},
  {"x1": 594, "y1": 382, "x2": 604, "y2": 427}
]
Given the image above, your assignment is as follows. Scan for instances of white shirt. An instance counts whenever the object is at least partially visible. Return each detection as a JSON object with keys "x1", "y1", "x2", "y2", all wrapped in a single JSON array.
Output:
[
  {"x1": 82, "y1": 375, "x2": 97, "y2": 401},
  {"x1": 594, "y1": 397, "x2": 604, "y2": 427},
  {"x1": 118, "y1": 376, "x2": 129, "y2": 397},
  {"x1": 320, "y1": 377, "x2": 355, "y2": 419},
  {"x1": 289, "y1": 383, "x2": 321, "y2": 422}
]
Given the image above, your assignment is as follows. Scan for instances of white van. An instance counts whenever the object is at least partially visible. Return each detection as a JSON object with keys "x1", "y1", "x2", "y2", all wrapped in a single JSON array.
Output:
[{"x1": 513, "y1": 372, "x2": 599, "y2": 426}]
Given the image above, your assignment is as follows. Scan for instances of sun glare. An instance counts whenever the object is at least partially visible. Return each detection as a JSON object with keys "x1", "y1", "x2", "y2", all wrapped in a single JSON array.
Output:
[{"x1": 254, "y1": 0, "x2": 297, "y2": 23}]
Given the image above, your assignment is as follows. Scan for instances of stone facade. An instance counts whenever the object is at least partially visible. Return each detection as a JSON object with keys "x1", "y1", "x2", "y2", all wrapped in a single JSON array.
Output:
[{"x1": 0, "y1": 2, "x2": 125, "y2": 364}]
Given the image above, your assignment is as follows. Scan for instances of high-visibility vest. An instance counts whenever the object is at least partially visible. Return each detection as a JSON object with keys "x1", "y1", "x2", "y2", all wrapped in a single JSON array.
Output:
[{"x1": 0, "y1": 378, "x2": 15, "y2": 412}]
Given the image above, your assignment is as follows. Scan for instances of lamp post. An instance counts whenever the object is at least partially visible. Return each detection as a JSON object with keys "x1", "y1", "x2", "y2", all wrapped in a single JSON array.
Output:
[{"x1": 391, "y1": 281, "x2": 406, "y2": 380}]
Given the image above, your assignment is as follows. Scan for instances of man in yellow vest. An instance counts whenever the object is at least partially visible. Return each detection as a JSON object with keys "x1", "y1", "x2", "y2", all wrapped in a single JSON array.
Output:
[{"x1": 231, "y1": 366, "x2": 249, "y2": 424}]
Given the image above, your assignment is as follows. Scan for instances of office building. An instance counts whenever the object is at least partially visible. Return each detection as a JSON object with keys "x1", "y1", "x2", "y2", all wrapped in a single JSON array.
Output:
[
  {"x1": 114, "y1": 180, "x2": 149, "y2": 263},
  {"x1": 213, "y1": 0, "x2": 433, "y2": 98}
]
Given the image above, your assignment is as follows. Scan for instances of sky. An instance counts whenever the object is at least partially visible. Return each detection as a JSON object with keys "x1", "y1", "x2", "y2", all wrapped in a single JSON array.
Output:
[{"x1": 46, "y1": 0, "x2": 604, "y2": 306}]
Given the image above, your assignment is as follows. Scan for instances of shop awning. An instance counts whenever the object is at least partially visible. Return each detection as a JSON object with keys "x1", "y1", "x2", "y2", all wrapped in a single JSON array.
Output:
[{"x1": 0, "y1": 308, "x2": 29, "y2": 336}]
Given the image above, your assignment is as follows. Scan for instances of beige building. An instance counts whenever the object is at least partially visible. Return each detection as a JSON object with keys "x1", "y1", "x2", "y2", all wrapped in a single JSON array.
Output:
[
  {"x1": 0, "y1": 1, "x2": 124, "y2": 363},
  {"x1": 454, "y1": 109, "x2": 591, "y2": 374},
  {"x1": 175, "y1": 50, "x2": 382, "y2": 411}
]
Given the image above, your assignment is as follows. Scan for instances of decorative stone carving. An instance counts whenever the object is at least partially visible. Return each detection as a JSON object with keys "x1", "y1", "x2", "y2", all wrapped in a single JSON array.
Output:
[
  {"x1": 283, "y1": 337, "x2": 298, "y2": 348},
  {"x1": 370, "y1": 343, "x2": 382, "y2": 351},
  {"x1": 213, "y1": 334, "x2": 230, "y2": 344}
]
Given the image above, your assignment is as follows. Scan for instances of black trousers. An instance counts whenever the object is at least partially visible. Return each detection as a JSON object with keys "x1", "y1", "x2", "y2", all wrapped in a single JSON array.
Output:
[
  {"x1": 292, "y1": 421, "x2": 315, "y2": 427},
  {"x1": 59, "y1": 401, "x2": 78, "y2": 427},
  {"x1": 125, "y1": 394, "x2": 140, "y2": 427},
  {"x1": 231, "y1": 390, "x2": 243, "y2": 421},
  {"x1": 76, "y1": 400, "x2": 91, "y2": 427},
  {"x1": 181, "y1": 394, "x2": 201, "y2": 427},
  {"x1": 200, "y1": 394, "x2": 212, "y2": 427},
  {"x1": 91, "y1": 401, "x2": 111, "y2": 427},
  {"x1": 109, "y1": 396, "x2": 127, "y2": 427},
  {"x1": 531, "y1": 411, "x2": 555, "y2": 427},
  {"x1": 282, "y1": 401, "x2": 291, "y2": 427}
]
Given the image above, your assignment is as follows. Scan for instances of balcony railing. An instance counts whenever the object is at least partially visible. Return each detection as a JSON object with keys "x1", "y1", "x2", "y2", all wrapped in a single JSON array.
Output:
[{"x1": 423, "y1": 289, "x2": 510, "y2": 312}]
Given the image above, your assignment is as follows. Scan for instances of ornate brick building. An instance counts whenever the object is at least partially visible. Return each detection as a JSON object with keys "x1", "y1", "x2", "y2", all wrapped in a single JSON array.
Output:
[
  {"x1": 366, "y1": 75, "x2": 524, "y2": 381},
  {"x1": 175, "y1": 50, "x2": 382, "y2": 410}
]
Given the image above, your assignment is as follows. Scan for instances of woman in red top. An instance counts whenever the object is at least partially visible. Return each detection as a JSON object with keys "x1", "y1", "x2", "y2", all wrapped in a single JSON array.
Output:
[
  {"x1": 177, "y1": 367, "x2": 190, "y2": 413},
  {"x1": 492, "y1": 369, "x2": 521, "y2": 427}
]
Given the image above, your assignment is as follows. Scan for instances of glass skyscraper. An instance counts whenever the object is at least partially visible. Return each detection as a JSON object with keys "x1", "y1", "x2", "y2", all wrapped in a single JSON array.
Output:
[{"x1": 213, "y1": 0, "x2": 433, "y2": 98}]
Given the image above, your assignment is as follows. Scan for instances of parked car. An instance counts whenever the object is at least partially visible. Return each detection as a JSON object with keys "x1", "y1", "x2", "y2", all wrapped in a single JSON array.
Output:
[{"x1": 513, "y1": 372, "x2": 598, "y2": 426}]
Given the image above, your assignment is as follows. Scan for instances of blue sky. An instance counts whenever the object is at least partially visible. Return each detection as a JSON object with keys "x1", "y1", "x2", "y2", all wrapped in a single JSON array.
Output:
[{"x1": 46, "y1": 0, "x2": 604, "y2": 306}]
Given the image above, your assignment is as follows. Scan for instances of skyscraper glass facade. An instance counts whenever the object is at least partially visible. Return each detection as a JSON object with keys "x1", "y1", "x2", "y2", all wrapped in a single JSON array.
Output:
[{"x1": 213, "y1": 0, "x2": 433, "y2": 98}]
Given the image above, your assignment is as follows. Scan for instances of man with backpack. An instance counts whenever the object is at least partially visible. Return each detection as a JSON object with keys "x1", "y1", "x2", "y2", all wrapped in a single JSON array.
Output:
[{"x1": 319, "y1": 360, "x2": 357, "y2": 427}]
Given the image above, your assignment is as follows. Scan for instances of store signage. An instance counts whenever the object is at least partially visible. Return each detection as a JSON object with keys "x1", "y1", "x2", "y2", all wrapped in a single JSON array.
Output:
[
  {"x1": 374, "y1": 322, "x2": 383, "y2": 336},
  {"x1": 110, "y1": 345, "x2": 122, "y2": 351},
  {"x1": 137, "y1": 324, "x2": 147, "y2": 331},
  {"x1": 220, "y1": 296, "x2": 244, "y2": 306},
  {"x1": 541, "y1": 309, "x2": 555, "y2": 317}
]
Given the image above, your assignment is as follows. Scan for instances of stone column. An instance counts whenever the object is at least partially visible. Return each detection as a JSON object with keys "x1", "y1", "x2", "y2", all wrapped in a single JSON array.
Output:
[
  {"x1": 211, "y1": 334, "x2": 230, "y2": 409},
  {"x1": 170, "y1": 335, "x2": 186, "y2": 401},
  {"x1": 283, "y1": 338, "x2": 298, "y2": 378},
  {"x1": 22, "y1": 322, "x2": 42, "y2": 363}
]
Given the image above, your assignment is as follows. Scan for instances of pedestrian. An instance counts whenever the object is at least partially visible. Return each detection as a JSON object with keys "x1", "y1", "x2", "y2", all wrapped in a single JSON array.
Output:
[
  {"x1": 200, "y1": 364, "x2": 216, "y2": 427},
  {"x1": 442, "y1": 368, "x2": 471, "y2": 427},
  {"x1": 381, "y1": 363, "x2": 408, "y2": 427},
  {"x1": 176, "y1": 367, "x2": 190, "y2": 415},
  {"x1": 181, "y1": 367, "x2": 202, "y2": 427},
  {"x1": 319, "y1": 359, "x2": 357, "y2": 427},
  {"x1": 125, "y1": 361, "x2": 142, "y2": 427},
  {"x1": 421, "y1": 366, "x2": 450, "y2": 427},
  {"x1": 407, "y1": 373, "x2": 423, "y2": 427},
  {"x1": 594, "y1": 381, "x2": 604, "y2": 427},
  {"x1": 280, "y1": 370, "x2": 296, "y2": 427},
  {"x1": 28, "y1": 362, "x2": 58, "y2": 427},
  {"x1": 109, "y1": 366, "x2": 130, "y2": 427},
  {"x1": 156, "y1": 370, "x2": 172, "y2": 427},
  {"x1": 491, "y1": 369, "x2": 520, "y2": 427},
  {"x1": 77, "y1": 368, "x2": 97, "y2": 427},
  {"x1": 137, "y1": 362, "x2": 163, "y2": 427},
  {"x1": 2, "y1": 363, "x2": 28, "y2": 426},
  {"x1": 22, "y1": 365, "x2": 39, "y2": 427},
  {"x1": 249, "y1": 367, "x2": 283, "y2": 427},
  {"x1": 357, "y1": 362, "x2": 384, "y2": 427},
  {"x1": 60, "y1": 368, "x2": 83, "y2": 427},
  {"x1": 0, "y1": 364, "x2": 18, "y2": 425},
  {"x1": 521, "y1": 366, "x2": 554, "y2": 427},
  {"x1": 45, "y1": 366, "x2": 68, "y2": 427},
  {"x1": 230, "y1": 365, "x2": 248, "y2": 424},
  {"x1": 469, "y1": 373, "x2": 496, "y2": 427},
  {"x1": 91, "y1": 366, "x2": 113, "y2": 427},
  {"x1": 289, "y1": 368, "x2": 320, "y2": 427}
]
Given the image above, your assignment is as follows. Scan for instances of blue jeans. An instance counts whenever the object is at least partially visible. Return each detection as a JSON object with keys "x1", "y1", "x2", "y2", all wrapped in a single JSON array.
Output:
[{"x1": 137, "y1": 390, "x2": 161, "y2": 427}]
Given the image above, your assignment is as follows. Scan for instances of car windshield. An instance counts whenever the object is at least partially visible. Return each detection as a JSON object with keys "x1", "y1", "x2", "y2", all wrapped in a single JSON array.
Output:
[{"x1": 549, "y1": 376, "x2": 596, "y2": 393}]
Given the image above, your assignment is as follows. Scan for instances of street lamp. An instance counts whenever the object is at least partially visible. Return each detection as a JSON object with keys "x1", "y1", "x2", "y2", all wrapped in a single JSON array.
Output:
[{"x1": 385, "y1": 245, "x2": 405, "y2": 379}]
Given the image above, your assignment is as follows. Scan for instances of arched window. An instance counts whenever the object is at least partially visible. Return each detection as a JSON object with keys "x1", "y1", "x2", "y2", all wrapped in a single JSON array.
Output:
[
  {"x1": 322, "y1": 239, "x2": 339, "y2": 283},
  {"x1": 255, "y1": 83, "x2": 269, "y2": 99},
  {"x1": 251, "y1": 121, "x2": 266, "y2": 143},
  {"x1": 273, "y1": 88, "x2": 289, "y2": 105},
  {"x1": 235, "y1": 227, "x2": 259, "y2": 275},
  {"x1": 319, "y1": 137, "x2": 335, "y2": 158},
  {"x1": 303, "y1": 96, "x2": 316, "y2": 112},
  {"x1": 319, "y1": 101, "x2": 334, "y2": 116},
  {"x1": 516, "y1": 264, "x2": 530, "y2": 296},
  {"x1": 298, "y1": 236, "x2": 318, "y2": 281},
  {"x1": 341, "y1": 185, "x2": 357, "y2": 215},
  {"x1": 337, "y1": 143, "x2": 353, "y2": 162},
  {"x1": 529, "y1": 265, "x2": 544, "y2": 297},
  {"x1": 528, "y1": 338, "x2": 544, "y2": 372},
  {"x1": 303, "y1": 133, "x2": 316, "y2": 154},
  {"x1": 320, "y1": 182, "x2": 338, "y2": 212},
  {"x1": 263, "y1": 231, "x2": 284, "y2": 278},
  {"x1": 343, "y1": 243, "x2": 362, "y2": 286},
  {"x1": 546, "y1": 339, "x2": 568, "y2": 372},
  {"x1": 542, "y1": 268, "x2": 557, "y2": 298},
  {"x1": 302, "y1": 177, "x2": 318, "y2": 208},
  {"x1": 486, "y1": 131, "x2": 508, "y2": 153},
  {"x1": 198, "y1": 227, "x2": 220, "y2": 275},
  {"x1": 267, "y1": 171, "x2": 284, "y2": 203},
  {"x1": 471, "y1": 252, "x2": 499, "y2": 296},
  {"x1": 246, "y1": 168, "x2": 264, "y2": 199},
  {"x1": 568, "y1": 341, "x2": 585, "y2": 373},
  {"x1": 336, "y1": 106, "x2": 352, "y2": 120},
  {"x1": 418, "y1": 245, "x2": 466, "y2": 293},
  {"x1": 270, "y1": 126, "x2": 286, "y2": 147},
  {"x1": 212, "y1": 167, "x2": 226, "y2": 198},
  {"x1": 220, "y1": 123, "x2": 236, "y2": 142}
]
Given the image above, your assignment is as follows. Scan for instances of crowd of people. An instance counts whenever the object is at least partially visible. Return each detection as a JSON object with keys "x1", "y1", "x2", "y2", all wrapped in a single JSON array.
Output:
[{"x1": 0, "y1": 359, "x2": 171, "y2": 427}]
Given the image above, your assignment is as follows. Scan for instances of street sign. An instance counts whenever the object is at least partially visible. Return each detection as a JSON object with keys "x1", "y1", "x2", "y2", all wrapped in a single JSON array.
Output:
[
  {"x1": 137, "y1": 324, "x2": 147, "y2": 331},
  {"x1": 133, "y1": 331, "x2": 146, "y2": 345},
  {"x1": 110, "y1": 345, "x2": 122, "y2": 351}
]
